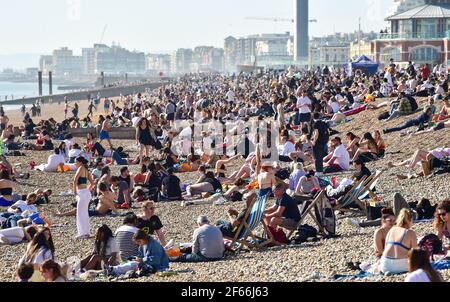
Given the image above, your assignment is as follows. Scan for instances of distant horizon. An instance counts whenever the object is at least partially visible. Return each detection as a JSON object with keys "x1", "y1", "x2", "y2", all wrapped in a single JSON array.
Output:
[{"x1": 1, "y1": 0, "x2": 393, "y2": 53}]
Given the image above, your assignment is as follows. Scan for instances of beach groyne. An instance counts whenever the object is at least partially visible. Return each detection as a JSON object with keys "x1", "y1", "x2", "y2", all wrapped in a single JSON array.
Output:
[{"x1": 2, "y1": 81, "x2": 168, "y2": 105}]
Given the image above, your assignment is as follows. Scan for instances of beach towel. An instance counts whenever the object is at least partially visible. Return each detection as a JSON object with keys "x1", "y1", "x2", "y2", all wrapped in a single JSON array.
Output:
[{"x1": 344, "y1": 105, "x2": 367, "y2": 117}]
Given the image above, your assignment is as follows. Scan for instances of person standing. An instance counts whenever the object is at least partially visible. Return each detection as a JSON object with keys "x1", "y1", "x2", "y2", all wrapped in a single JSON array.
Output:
[
  {"x1": 296, "y1": 89, "x2": 312, "y2": 129},
  {"x1": 73, "y1": 156, "x2": 95, "y2": 239},
  {"x1": 136, "y1": 118, "x2": 153, "y2": 164},
  {"x1": 99, "y1": 116, "x2": 114, "y2": 150},
  {"x1": 310, "y1": 112, "x2": 329, "y2": 176}
]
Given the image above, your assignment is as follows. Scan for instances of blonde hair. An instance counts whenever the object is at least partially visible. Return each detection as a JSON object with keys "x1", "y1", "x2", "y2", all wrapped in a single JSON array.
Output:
[{"x1": 396, "y1": 208, "x2": 412, "y2": 229}]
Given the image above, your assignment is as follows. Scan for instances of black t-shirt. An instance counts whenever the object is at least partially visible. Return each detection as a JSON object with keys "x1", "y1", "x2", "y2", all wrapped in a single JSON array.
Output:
[
  {"x1": 205, "y1": 177, "x2": 222, "y2": 192},
  {"x1": 162, "y1": 175, "x2": 182, "y2": 199},
  {"x1": 137, "y1": 216, "x2": 163, "y2": 236},
  {"x1": 313, "y1": 120, "x2": 329, "y2": 146},
  {"x1": 353, "y1": 166, "x2": 372, "y2": 181},
  {"x1": 276, "y1": 193, "x2": 301, "y2": 222}
]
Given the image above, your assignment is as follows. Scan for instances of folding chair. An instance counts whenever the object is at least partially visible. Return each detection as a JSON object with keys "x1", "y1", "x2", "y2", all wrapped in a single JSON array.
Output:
[
  {"x1": 286, "y1": 191, "x2": 327, "y2": 239},
  {"x1": 224, "y1": 193, "x2": 277, "y2": 250},
  {"x1": 334, "y1": 175, "x2": 370, "y2": 215}
]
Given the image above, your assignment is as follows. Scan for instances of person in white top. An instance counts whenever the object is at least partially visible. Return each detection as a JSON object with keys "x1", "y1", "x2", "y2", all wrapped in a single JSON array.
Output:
[
  {"x1": 36, "y1": 148, "x2": 65, "y2": 172},
  {"x1": 323, "y1": 137, "x2": 350, "y2": 174},
  {"x1": 296, "y1": 90, "x2": 312, "y2": 127},
  {"x1": 405, "y1": 249, "x2": 444, "y2": 282},
  {"x1": 226, "y1": 89, "x2": 236, "y2": 103}
]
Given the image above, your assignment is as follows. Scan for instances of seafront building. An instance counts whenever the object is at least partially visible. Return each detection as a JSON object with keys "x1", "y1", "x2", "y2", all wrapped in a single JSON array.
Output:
[{"x1": 372, "y1": 0, "x2": 450, "y2": 66}]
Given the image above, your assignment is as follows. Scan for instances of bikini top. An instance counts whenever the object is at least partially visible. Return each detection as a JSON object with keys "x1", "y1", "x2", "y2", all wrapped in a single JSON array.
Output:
[
  {"x1": 386, "y1": 229, "x2": 411, "y2": 251},
  {"x1": 77, "y1": 170, "x2": 88, "y2": 186}
]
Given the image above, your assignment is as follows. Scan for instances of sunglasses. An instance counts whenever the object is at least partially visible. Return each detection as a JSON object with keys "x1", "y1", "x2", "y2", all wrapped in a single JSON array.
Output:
[
  {"x1": 145, "y1": 207, "x2": 155, "y2": 210},
  {"x1": 439, "y1": 212, "x2": 448, "y2": 217}
]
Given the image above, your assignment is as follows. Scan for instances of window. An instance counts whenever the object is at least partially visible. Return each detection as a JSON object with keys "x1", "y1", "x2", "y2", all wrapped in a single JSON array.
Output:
[
  {"x1": 380, "y1": 47, "x2": 401, "y2": 64},
  {"x1": 410, "y1": 47, "x2": 439, "y2": 62}
]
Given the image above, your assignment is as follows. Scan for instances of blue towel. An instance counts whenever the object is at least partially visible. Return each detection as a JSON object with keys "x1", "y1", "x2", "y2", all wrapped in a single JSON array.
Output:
[{"x1": 432, "y1": 260, "x2": 450, "y2": 271}]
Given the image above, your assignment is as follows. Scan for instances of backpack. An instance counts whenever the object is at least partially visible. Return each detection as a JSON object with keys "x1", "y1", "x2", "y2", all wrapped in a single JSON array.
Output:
[
  {"x1": 268, "y1": 226, "x2": 288, "y2": 245},
  {"x1": 419, "y1": 234, "x2": 444, "y2": 259},
  {"x1": 291, "y1": 224, "x2": 318, "y2": 244}
]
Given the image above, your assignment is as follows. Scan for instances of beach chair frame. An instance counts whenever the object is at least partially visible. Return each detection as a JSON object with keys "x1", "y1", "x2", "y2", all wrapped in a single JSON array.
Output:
[
  {"x1": 286, "y1": 191, "x2": 327, "y2": 239},
  {"x1": 224, "y1": 194, "x2": 278, "y2": 250}
]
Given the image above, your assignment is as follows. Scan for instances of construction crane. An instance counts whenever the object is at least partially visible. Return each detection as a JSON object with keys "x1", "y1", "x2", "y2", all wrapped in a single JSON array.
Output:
[
  {"x1": 100, "y1": 24, "x2": 108, "y2": 44},
  {"x1": 245, "y1": 17, "x2": 317, "y2": 23}
]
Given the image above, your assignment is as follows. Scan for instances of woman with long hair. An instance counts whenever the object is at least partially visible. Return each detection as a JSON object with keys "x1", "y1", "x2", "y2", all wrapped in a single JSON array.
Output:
[
  {"x1": 380, "y1": 209, "x2": 418, "y2": 274},
  {"x1": 405, "y1": 249, "x2": 444, "y2": 282},
  {"x1": 41, "y1": 260, "x2": 66, "y2": 282},
  {"x1": 18, "y1": 228, "x2": 55, "y2": 281},
  {"x1": 73, "y1": 156, "x2": 95, "y2": 239},
  {"x1": 352, "y1": 132, "x2": 380, "y2": 163},
  {"x1": 80, "y1": 225, "x2": 118, "y2": 271},
  {"x1": 434, "y1": 200, "x2": 450, "y2": 252},
  {"x1": 345, "y1": 132, "x2": 360, "y2": 159}
]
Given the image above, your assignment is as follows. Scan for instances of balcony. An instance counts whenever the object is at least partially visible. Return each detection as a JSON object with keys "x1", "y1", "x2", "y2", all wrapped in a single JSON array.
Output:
[{"x1": 377, "y1": 30, "x2": 450, "y2": 40}]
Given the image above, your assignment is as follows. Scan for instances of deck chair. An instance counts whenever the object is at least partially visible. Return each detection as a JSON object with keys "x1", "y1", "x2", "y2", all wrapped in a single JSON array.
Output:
[
  {"x1": 333, "y1": 175, "x2": 370, "y2": 215},
  {"x1": 224, "y1": 193, "x2": 276, "y2": 250},
  {"x1": 357, "y1": 170, "x2": 383, "y2": 201},
  {"x1": 286, "y1": 191, "x2": 327, "y2": 239}
]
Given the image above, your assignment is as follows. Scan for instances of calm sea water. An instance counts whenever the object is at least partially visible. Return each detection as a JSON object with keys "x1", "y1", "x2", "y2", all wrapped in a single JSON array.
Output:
[
  {"x1": 0, "y1": 81, "x2": 65, "y2": 111},
  {"x1": 0, "y1": 81, "x2": 63, "y2": 101}
]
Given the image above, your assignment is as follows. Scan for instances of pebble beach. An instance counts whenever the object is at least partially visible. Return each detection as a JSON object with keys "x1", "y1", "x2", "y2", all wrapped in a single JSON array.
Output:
[{"x1": 0, "y1": 97, "x2": 449, "y2": 282}]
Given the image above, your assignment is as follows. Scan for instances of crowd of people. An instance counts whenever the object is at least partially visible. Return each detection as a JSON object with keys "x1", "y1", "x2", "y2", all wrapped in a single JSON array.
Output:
[{"x1": 1, "y1": 61, "x2": 450, "y2": 282}]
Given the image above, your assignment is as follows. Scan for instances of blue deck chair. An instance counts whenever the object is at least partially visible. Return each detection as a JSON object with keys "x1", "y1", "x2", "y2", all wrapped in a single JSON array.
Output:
[{"x1": 225, "y1": 193, "x2": 276, "y2": 250}]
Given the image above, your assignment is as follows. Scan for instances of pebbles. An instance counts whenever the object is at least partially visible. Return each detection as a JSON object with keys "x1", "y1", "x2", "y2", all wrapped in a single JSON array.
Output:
[{"x1": 1, "y1": 99, "x2": 450, "y2": 282}]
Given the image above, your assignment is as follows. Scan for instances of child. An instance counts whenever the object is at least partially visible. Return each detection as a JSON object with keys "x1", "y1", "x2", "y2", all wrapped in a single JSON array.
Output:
[{"x1": 17, "y1": 263, "x2": 34, "y2": 282}]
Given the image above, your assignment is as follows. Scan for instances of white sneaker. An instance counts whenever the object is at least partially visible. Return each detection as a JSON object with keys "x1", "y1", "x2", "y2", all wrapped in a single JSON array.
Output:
[{"x1": 345, "y1": 218, "x2": 360, "y2": 228}]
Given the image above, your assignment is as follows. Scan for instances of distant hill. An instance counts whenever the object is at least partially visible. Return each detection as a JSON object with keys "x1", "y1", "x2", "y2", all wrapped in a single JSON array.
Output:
[{"x1": 0, "y1": 53, "x2": 42, "y2": 71}]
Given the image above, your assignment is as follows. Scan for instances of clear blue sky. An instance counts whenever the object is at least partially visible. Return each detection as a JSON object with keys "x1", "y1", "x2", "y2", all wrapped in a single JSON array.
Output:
[{"x1": 0, "y1": 0, "x2": 394, "y2": 55}]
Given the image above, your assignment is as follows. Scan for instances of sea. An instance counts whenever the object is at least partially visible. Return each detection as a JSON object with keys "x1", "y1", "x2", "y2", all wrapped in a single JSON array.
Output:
[{"x1": 0, "y1": 81, "x2": 64, "y2": 111}]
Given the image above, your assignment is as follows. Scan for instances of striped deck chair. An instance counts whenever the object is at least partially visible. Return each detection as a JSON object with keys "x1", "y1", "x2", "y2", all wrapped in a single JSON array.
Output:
[
  {"x1": 224, "y1": 193, "x2": 276, "y2": 250},
  {"x1": 358, "y1": 170, "x2": 383, "y2": 201},
  {"x1": 334, "y1": 175, "x2": 370, "y2": 215}
]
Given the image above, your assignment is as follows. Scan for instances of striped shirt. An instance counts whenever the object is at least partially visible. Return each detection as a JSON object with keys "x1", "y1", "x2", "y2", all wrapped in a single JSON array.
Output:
[{"x1": 115, "y1": 225, "x2": 139, "y2": 262}]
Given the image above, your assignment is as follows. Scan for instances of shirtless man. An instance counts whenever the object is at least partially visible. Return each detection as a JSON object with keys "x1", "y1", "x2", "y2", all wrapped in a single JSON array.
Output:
[
  {"x1": 53, "y1": 183, "x2": 118, "y2": 218},
  {"x1": 99, "y1": 116, "x2": 114, "y2": 149}
]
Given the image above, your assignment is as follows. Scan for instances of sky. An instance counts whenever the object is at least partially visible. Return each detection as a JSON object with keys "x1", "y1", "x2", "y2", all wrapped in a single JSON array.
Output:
[{"x1": 0, "y1": 0, "x2": 394, "y2": 56}]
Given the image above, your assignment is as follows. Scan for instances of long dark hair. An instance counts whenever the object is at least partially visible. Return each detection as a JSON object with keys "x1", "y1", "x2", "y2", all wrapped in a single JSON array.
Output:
[
  {"x1": 434, "y1": 199, "x2": 450, "y2": 230},
  {"x1": 94, "y1": 225, "x2": 114, "y2": 258},
  {"x1": 25, "y1": 228, "x2": 55, "y2": 263},
  {"x1": 363, "y1": 132, "x2": 378, "y2": 152},
  {"x1": 76, "y1": 156, "x2": 89, "y2": 169},
  {"x1": 408, "y1": 249, "x2": 444, "y2": 282}
]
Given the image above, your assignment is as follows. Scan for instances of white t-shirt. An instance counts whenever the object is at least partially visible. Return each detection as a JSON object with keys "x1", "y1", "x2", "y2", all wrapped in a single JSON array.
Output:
[
  {"x1": 132, "y1": 117, "x2": 141, "y2": 127},
  {"x1": 69, "y1": 149, "x2": 81, "y2": 158},
  {"x1": 45, "y1": 154, "x2": 66, "y2": 172},
  {"x1": 19, "y1": 247, "x2": 53, "y2": 266},
  {"x1": 10, "y1": 200, "x2": 37, "y2": 214},
  {"x1": 332, "y1": 144, "x2": 350, "y2": 171},
  {"x1": 297, "y1": 97, "x2": 312, "y2": 114},
  {"x1": 105, "y1": 237, "x2": 120, "y2": 257},
  {"x1": 405, "y1": 269, "x2": 431, "y2": 282},
  {"x1": 279, "y1": 141, "x2": 296, "y2": 156},
  {"x1": 226, "y1": 90, "x2": 236, "y2": 103},
  {"x1": 329, "y1": 101, "x2": 340, "y2": 113}
]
